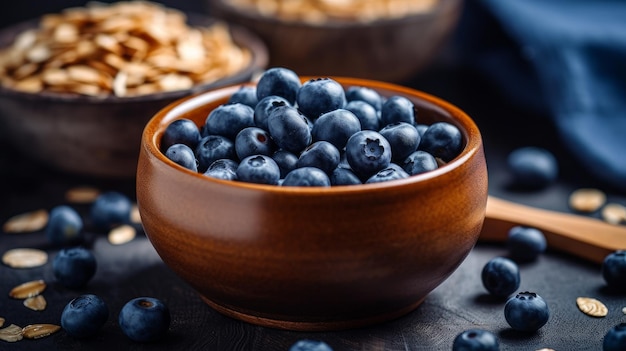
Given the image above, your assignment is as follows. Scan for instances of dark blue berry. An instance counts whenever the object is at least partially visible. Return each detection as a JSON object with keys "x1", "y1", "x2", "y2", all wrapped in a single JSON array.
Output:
[
  {"x1": 90, "y1": 191, "x2": 132, "y2": 230},
  {"x1": 195, "y1": 135, "x2": 236, "y2": 173},
  {"x1": 227, "y1": 85, "x2": 258, "y2": 108},
  {"x1": 204, "y1": 103, "x2": 255, "y2": 140},
  {"x1": 282, "y1": 167, "x2": 331, "y2": 187},
  {"x1": 312, "y1": 108, "x2": 361, "y2": 150},
  {"x1": 380, "y1": 95, "x2": 415, "y2": 126},
  {"x1": 402, "y1": 150, "x2": 438, "y2": 176},
  {"x1": 203, "y1": 159, "x2": 239, "y2": 181},
  {"x1": 165, "y1": 144, "x2": 198, "y2": 172},
  {"x1": 53, "y1": 247, "x2": 97, "y2": 289},
  {"x1": 46, "y1": 205, "x2": 83, "y2": 246},
  {"x1": 256, "y1": 67, "x2": 301, "y2": 104},
  {"x1": 507, "y1": 147, "x2": 558, "y2": 189},
  {"x1": 504, "y1": 291, "x2": 550, "y2": 332},
  {"x1": 602, "y1": 250, "x2": 626, "y2": 291},
  {"x1": 379, "y1": 122, "x2": 420, "y2": 162},
  {"x1": 235, "y1": 127, "x2": 276, "y2": 160},
  {"x1": 345, "y1": 86, "x2": 383, "y2": 111},
  {"x1": 481, "y1": 257, "x2": 520, "y2": 298},
  {"x1": 271, "y1": 149, "x2": 299, "y2": 178},
  {"x1": 254, "y1": 95, "x2": 290, "y2": 131},
  {"x1": 452, "y1": 329, "x2": 500, "y2": 351},
  {"x1": 330, "y1": 167, "x2": 362, "y2": 186},
  {"x1": 119, "y1": 297, "x2": 171, "y2": 343},
  {"x1": 267, "y1": 105, "x2": 312, "y2": 154},
  {"x1": 289, "y1": 339, "x2": 333, "y2": 351},
  {"x1": 345, "y1": 130, "x2": 392, "y2": 179},
  {"x1": 160, "y1": 118, "x2": 201, "y2": 152},
  {"x1": 603, "y1": 323, "x2": 626, "y2": 351},
  {"x1": 366, "y1": 164, "x2": 409, "y2": 184},
  {"x1": 236, "y1": 155, "x2": 281, "y2": 185},
  {"x1": 61, "y1": 294, "x2": 109, "y2": 339},
  {"x1": 297, "y1": 141, "x2": 341, "y2": 175},
  {"x1": 507, "y1": 226, "x2": 547, "y2": 262},
  {"x1": 418, "y1": 122, "x2": 463, "y2": 162},
  {"x1": 345, "y1": 100, "x2": 379, "y2": 131},
  {"x1": 415, "y1": 123, "x2": 429, "y2": 137},
  {"x1": 296, "y1": 77, "x2": 346, "y2": 120}
]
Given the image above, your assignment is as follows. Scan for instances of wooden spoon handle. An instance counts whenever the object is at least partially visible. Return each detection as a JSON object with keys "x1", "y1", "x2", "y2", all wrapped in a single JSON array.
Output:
[{"x1": 480, "y1": 196, "x2": 626, "y2": 264}]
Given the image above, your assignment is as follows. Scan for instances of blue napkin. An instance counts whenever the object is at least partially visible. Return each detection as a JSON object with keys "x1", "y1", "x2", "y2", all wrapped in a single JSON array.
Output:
[{"x1": 457, "y1": 0, "x2": 626, "y2": 191}]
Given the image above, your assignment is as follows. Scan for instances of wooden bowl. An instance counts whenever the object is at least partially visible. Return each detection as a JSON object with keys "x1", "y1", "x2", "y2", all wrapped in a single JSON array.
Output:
[
  {"x1": 0, "y1": 15, "x2": 268, "y2": 178},
  {"x1": 207, "y1": 0, "x2": 463, "y2": 82},
  {"x1": 136, "y1": 77, "x2": 488, "y2": 331}
]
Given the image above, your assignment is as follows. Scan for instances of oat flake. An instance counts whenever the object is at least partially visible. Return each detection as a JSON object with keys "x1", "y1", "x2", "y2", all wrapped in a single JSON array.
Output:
[
  {"x1": 2, "y1": 209, "x2": 48, "y2": 233},
  {"x1": 576, "y1": 297, "x2": 608, "y2": 317},
  {"x1": 0, "y1": 324, "x2": 23, "y2": 342},
  {"x1": 2, "y1": 248, "x2": 48, "y2": 268}
]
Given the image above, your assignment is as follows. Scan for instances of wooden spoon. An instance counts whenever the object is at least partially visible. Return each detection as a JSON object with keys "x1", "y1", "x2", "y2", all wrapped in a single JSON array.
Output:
[{"x1": 480, "y1": 196, "x2": 626, "y2": 264}]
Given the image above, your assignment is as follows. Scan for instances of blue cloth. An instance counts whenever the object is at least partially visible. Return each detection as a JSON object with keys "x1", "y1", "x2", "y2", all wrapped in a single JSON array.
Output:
[{"x1": 458, "y1": 0, "x2": 626, "y2": 191}]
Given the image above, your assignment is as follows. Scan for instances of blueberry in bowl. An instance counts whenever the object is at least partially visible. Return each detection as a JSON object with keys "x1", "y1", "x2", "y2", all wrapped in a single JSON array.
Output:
[{"x1": 136, "y1": 67, "x2": 488, "y2": 331}]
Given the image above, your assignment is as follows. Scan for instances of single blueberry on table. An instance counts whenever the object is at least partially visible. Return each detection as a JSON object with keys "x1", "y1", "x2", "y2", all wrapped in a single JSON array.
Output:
[
  {"x1": 481, "y1": 256, "x2": 520, "y2": 298},
  {"x1": 256, "y1": 67, "x2": 302, "y2": 105},
  {"x1": 53, "y1": 247, "x2": 97, "y2": 289},
  {"x1": 267, "y1": 105, "x2": 312, "y2": 154},
  {"x1": 227, "y1": 85, "x2": 258, "y2": 108},
  {"x1": 379, "y1": 122, "x2": 420, "y2": 163},
  {"x1": 236, "y1": 155, "x2": 281, "y2": 185},
  {"x1": 119, "y1": 297, "x2": 171, "y2": 343},
  {"x1": 330, "y1": 167, "x2": 362, "y2": 186},
  {"x1": 90, "y1": 191, "x2": 133, "y2": 230},
  {"x1": 366, "y1": 164, "x2": 409, "y2": 184},
  {"x1": 46, "y1": 205, "x2": 83, "y2": 246},
  {"x1": 203, "y1": 103, "x2": 255, "y2": 140},
  {"x1": 165, "y1": 143, "x2": 198, "y2": 172},
  {"x1": 235, "y1": 126, "x2": 276, "y2": 160},
  {"x1": 195, "y1": 135, "x2": 236, "y2": 173},
  {"x1": 602, "y1": 250, "x2": 626, "y2": 291},
  {"x1": 296, "y1": 77, "x2": 346, "y2": 120},
  {"x1": 160, "y1": 118, "x2": 200, "y2": 152},
  {"x1": 418, "y1": 121, "x2": 463, "y2": 162},
  {"x1": 380, "y1": 95, "x2": 415, "y2": 126},
  {"x1": 254, "y1": 95, "x2": 290, "y2": 131},
  {"x1": 345, "y1": 100, "x2": 379, "y2": 131},
  {"x1": 345, "y1": 85, "x2": 383, "y2": 111},
  {"x1": 272, "y1": 149, "x2": 299, "y2": 178},
  {"x1": 603, "y1": 323, "x2": 626, "y2": 351},
  {"x1": 61, "y1": 294, "x2": 109, "y2": 339},
  {"x1": 289, "y1": 339, "x2": 333, "y2": 351},
  {"x1": 402, "y1": 150, "x2": 438, "y2": 176},
  {"x1": 203, "y1": 159, "x2": 239, "y2": 181},
  {"x1": 506, "y1": 146, "x2": 558, "y2": 190},
  {"x1": 452, "y1": 329, "x2": 500, "y2": 351},
  {"x1": 312, "y1": 108, "x2": 362, "y2": 150},
  {"x1": 507, "y1": 226, "x2": 547, "y2": 262},
  {"x1": 345, "y1": 130, "x2": 392, "y2": 180},
  {"x1": 297, "y1": 141, "x2": 341, "y2": 175},
  {"x1": 282, "y1": 167, "x2": 331, "y2": 187},
  {"x1": 504, "y1": 291, "x2": 550, "y2": 332}
]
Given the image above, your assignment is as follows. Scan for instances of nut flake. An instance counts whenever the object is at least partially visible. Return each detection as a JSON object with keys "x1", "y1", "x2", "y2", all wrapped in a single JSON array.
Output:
[
  {"x1": 601, "y1": 203, "x2": 626, "y2": 225},
  {"x1": 569, "y1": 188, "x2": 606, "y2": 213},
  {"x1": 2, "y1": 209, "x2": 48, "y2": 233},
  {"x1": 65, "y1": 186, "x2": 101, "y2": 203},
  {"x1": 108, "y1": 224, "x2": 136, "y2": 245},
  {"x1": 0, "y1": 324, "x2": 23, "y2": 342},
  {"x1": 22, "y1": 324, "x2": 60, "y2": 339},
  {"x1": 23, "y1": 295, "x2": 47, "y2": 311},
  {"x1": 0, "y1": 317, "x2": 4, "y2": 327},
  {"x1": 2, "y1": 248, "x2": 48, "y2": 268},
  {"x1": 576, "y1": 297, "x2": 608, "y2": 318},
  {"x1": 9, "y1": 279, "x2": 46, "y2": 299}
]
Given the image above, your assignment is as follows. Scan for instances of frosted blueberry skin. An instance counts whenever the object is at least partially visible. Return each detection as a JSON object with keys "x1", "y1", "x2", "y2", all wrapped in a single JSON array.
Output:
[
  {"x1": 53, "y1": 247, "x2": 97, "y2": 289},
  {"x1": 227, "y1": 85, "x2": 258, "y2": 108},
  {"x1": 289, "y1": 339, "x2": 334, "y2": 351},
  {"x1": 330, "y1": 167, "x2": 362, "y2": 186},
  {"x1": 236, "y1": 155, "x2": 281, "y2": 185},
  {"x1": 235, "y1": 127, "x2": 276, "y2": 160},
  {"x1": 507, "y1": 226, "x2": 547, "y2": 262},
  {"x1": 254, "y1": 95, "x2": 290, "y2": 131},
  {"x1": 296, "y1": 77, "x2": 347, "y2": 120},
  {"x1": 282, "y1": 167, "x2": 331, "y2": 187},
  {"x1": 380, "y1": 95, "x2": 415, "y2": 126},
  {"x1": 195, "y1": 135, "x2": 236, "y2": 173},
  {"x1": 204, "y1": 103, "x2": 255, "y2": 140},
  {"x1": 46, "y1": 205, "x2": 84, "y2": 246},
  {"x1": 345, "y1": 85, "x2": 383, "y2": 112},
  {"x1": 481, "y1": 257, "x2": 520, "y2": 298},
  {"x1": 345, "y1": 100, "x2": 379, "y2": 131},
  {"x1": 297, "y1": 141, "x2": 341, "y2": 175},
  {"x1": 165, "y1": 144, "x2": 198, "y2": 172},
  {"x1": 603, "y1": 323, "x2": 626, "y2": 351},
  {"x1": 272, "y1": 149, "x2": 299, "y2": 178},
  {"x1": 506, "y1": 146, "x2": 558, "y2": 190},
  {"x1": 203, "y1": 159, "x2": 239, "y2": 181},
  {"x1": 160, "y1": 118, "x2": 201, "y2": 153},
  {"x1": 256, "y1": 67, "x2": 301, "y2": 105},
  {"x1": 267, "y1": 105, "x2": 312, "y2": 154},
  {"x1": 402, "y1": 150, "x2": 438, "y2": 176},
  {"x1": 418, "y1": 122, "x2": 463, "y2": 162},
  {"x1": 504, "y1": 292, "x2": 550, "y2": 332},
  {"x1": 90, "y1": 191, "x2": 133, "y2": 230},
  {"x1": 602, "y1": 250, "x2": 626, "y2": 291},
  {"x1": 312, "y1": 108, "x2": 362, "y2": 150},
  {"x1": 452, "y1": 329, "x2": 500, "y2": 351},
  {"x1": 345, "y1": 130, "x2": 392, "y2": 180},
  {"x1": 61, "y1": 294, "x2": 109, "y2": 339},
  {"x1": 119, "y1": 297, "x2": 171, "y2": 343},
  {"x1": 379, "y1": 122, "x2": 421, "y2": 163}
]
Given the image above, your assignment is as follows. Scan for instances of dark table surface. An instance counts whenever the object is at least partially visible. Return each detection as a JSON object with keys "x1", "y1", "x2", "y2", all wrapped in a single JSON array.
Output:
[{"x1": 1, "y1": 3, "x2": 626, "y2": 349}]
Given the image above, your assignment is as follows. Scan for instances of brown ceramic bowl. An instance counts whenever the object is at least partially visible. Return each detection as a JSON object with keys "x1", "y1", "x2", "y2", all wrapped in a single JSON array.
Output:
[
  {"x1": 0, "y1": 14, "x2": 268, "y2": 178},
  {"x1": 136, "y1": 77, "x2": 488, "y2": 331},
  {"x1": 207, "y1": 0, "x2": 463, "y2": 82}
]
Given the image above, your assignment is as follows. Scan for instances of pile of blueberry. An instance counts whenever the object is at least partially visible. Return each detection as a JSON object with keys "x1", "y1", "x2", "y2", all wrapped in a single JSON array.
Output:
[{"x1": 161, "y1": 67, "x2": 464, "y2": 186}]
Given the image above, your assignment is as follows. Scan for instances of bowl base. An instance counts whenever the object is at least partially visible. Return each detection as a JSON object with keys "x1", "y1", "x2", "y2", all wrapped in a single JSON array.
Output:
[{"x1": 199, "y1": 295, "x2": 426, "y2": 331}]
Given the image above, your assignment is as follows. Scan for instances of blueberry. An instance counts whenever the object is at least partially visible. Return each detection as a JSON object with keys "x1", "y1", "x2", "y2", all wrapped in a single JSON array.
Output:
[
  {"x1": 507, "y1": 226, "x2": 547, "y2": 262},
  {"x1": 195, "y1": 135, "x2": 236, "y2": 173},
  {"x1": 344, "y1": 100, "x2": 379, "y2": 131},
  {"x1": 254, "y1": 95, "x2": 290, "y2": 131},
  {"x1": 380, "y1": 95, "x2": 415, "y2": 126},
  {"x1": 282, "y1": 167, "x2": 331, "y2": 187},
  {"x1": 345, "y1": 130, "x2": 392, "y2": 179},
  {"x1": 330, "y1": 167, "x2": 362, "y2": 186},
  {"x1": 345, "y1": 86, "x2": 383, "y2": 111},
  {"x1": 602, "y1": 250, "x2": 626, "y2": 291},
  {"x1": 160, "y1": 118, "x2": 201, "y2": 152},
  {"x1": 46, "y1": 205, "x2": 83, "y2": 246},
  {"x1": 366, "y1": 164, "x2": 409, "y2": 184},
  {"x1": 297, "y1": 141, "x2": 341, "y2": 175},
  {"x1": 402, "y1": 150, "x2": 438, "y2": 176},
  {"x1": 61, "y1": 294, "x2": 109, "y2": 338},
  {"x1": 227, "y1": 85, "x2": 258, "y2": 108},
  {"x1": 379, "y1": 122, "x2": 420, "y2": 163},
  {"x1": 481, "y1": 257, "x2": 520, "y2": 298},
  {"x1": 119, "y1": 297, "x2": 171, "y2": 343},
  {"x1": 203, "y1": 159, "x2": 239, "y2": 181},
  {"x1": 204, "y1": 103, "x2": 255, "y2": 140},
  {"x1": 415, "y1": 123, "x2": 429, "y2": 137},
  {"x1": 236, "y1": 155, "x2": 281, "y2": 185},
  {"x1": 267, "y1": 105, "x2": 312, "y2": 154},
  {"x1": 289, "y1": 339, "x2": 333, "y2": 351},
  {"x1": 256, "y1": 67, "x2": 302, "y2": 105},
  {"x1": 235, "y1": 127, "x2": 276, "y2": 160},
  {"x1": 312, "y1": 108, "x2": 361, "y2": 150},
  {"x1": 452, "y1": 329, "x2": 500, "y2": 351},
  {"x1": 296, "y1": 77, "x2": 346, "y2": 120},
  {"x1": 418, "y1": 122, "x2": 463, "y2": 162},
  {"x1": 271, "y1": 149, "x2": 299, "y2": 178},
  {"x1": 53, "y1": 247, "x2": 97, "y2": 289},
  {"x1": 90, "y1": 191, "x2": 132, "y2": 230},
  {"x1": 165, "y1": 143, "x2": 198, "y2": 172},
  {"x1": 507, "y1": 146, "x2": 558, "y2": 189},
  {"x1": 603, "y1": 323, "x2": 626, "y2": 351},
  {"x1": 504, "y1": 291, "x2": 550, "y2": 332}
]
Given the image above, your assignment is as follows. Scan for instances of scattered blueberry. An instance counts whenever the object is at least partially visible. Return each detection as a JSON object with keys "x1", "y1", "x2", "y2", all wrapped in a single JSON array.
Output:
[
  {"x1": 452, "y1": 329, "x2": 500, "y2": 351},
  {"x1": 61, "y1": 294, "x2": 109, "y2": 339},
  {"x1": 119, "y1": 297, "x2": 171, "y2": 343},
  {"x1": 481, "y1": 257, "x2": 520, "y2": 298},
  {"x1": 345, "y1": 100, "x2": 379, "y2": 131},
  {"x1": 227, "y1": 85, "x2": 258, "y2": 108},
  {"x1": 90, "y1": 191, "x2": 133, "y2": 230},
  {"x1": 507, "y1": 226, "x2": 547, "y2": 262},
  {"x1": 402, "y1": 150, "x2": 438, "y2": 176},
  {"x1": 289, "y1": 339, "x2": 333, "y2": 351},
  {"x1": 236, "y1": 155, "x2": 281, "y2": 185},
  {"x1": 297, "y1": 141, "x2": 341, "y2": 175},
  {"x1": 380, "y1": 95, "x2": 414, "y2": 126},
  {"x1": 297, "y1": 77, "x2": 346, "y2": 120},
  {"x1": 312, "y1": 108, "x2": 361, "y2": 150},
  {"x1": 53, "y1": 247, "x2": 97, "y2": 289},
  {"x1": 506, "y1": 146, "x2": 558, "y2": 189},
  {"x1": 46, "y1": 205, "x2": 83, "y2": 246},
  {"x1": 203, "y1": 158, "x2": 239, "y2": 181},
  {"x1": 602, "y1": 250, "x2": 626, "y2": 291},
  {"x1": 160, "y1": 118, "x2": 201, "y2": 152},
  {"x1": 235, "y1": 126, "x2": 276, "y2": 160},
  {"x1": 418, "y1": 122, "x2": 463, "y2": 162},
  {"x1": 345, "y1": 130, "x2": 392, "y2": 180},
  {"x1": 267, "y1": 104, "x2": 312, "y2": 154},
  {"x1": 603, "y1": 323, "x2": 626, "y2": 351},
  {"x1": 504, "y1": 291, "x2": 550, "y2": 332},
  {"x1": 282, "y1": 167, "x2": 331, "y2": 187},
  {"x1": 256, "y1": 67, "x2": 301, "y2": 105},
  {"x1": 165, "y1": 143, "x2": 198, "y2": 172},
  {"x1": 203, "y1": 103, "x2": 255, "y2": 140},
  {"x1": 379, "y1": 122, "x2": 420, "y2": 163},
  {"x1": 195, "y1": 135, "x2": 236, "y2": 173}
]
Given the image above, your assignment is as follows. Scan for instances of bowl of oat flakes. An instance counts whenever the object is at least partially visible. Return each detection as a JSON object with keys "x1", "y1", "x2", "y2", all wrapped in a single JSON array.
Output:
[
  {"x1": 0, "y1": 1, "x2": 268, "y2": 178},
  {"x1": 207, "y1": 0, "x2": 462, "y2": 82}
]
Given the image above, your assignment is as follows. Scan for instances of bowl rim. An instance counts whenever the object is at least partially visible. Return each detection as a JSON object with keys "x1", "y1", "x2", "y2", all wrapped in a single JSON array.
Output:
[
  {"x1": 0, "y1": 12, "x2": 269, "y2": 104},
  {"x1": 141, "y1": 76, "x2": 483, "y2": 195}
]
